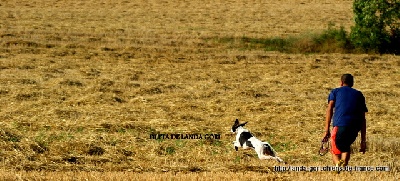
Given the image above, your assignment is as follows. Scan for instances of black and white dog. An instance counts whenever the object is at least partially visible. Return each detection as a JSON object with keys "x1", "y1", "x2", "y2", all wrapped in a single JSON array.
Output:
[{"x1": 231, "y1": 119, "x2": 284, "y2": 163}]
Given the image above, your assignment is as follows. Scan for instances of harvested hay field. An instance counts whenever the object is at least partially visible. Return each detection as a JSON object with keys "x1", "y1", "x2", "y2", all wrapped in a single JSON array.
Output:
[{"x1": 0, "y1": 0, "x2": 399, "y2": 180}]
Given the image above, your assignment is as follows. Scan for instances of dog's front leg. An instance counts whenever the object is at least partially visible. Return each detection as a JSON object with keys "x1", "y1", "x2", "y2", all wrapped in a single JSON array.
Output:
[{"x1": 233, "y1": 141, "x2": 240, "y2": 151}]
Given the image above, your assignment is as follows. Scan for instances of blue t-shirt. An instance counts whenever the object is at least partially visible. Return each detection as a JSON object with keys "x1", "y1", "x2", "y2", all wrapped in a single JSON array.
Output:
[{"x1": 328, "y1": 86, "x2": 368, "y2": 128}]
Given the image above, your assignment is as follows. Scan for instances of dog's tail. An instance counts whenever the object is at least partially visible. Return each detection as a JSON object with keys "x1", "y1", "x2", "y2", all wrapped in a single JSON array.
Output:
[{"x1": 275, "y1": 156, "x2": 284, "y2": 163}]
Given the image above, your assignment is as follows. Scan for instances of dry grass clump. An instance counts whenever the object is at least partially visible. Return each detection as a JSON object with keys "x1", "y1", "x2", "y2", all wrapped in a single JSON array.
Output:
[{"x1": 0, "y1": 0, "x2": 399, "y2": 180}]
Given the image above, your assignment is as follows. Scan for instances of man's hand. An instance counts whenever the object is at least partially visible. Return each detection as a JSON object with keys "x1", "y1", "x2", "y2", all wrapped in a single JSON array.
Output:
[
  {"x1": 322, "y1": 131, "x2": 330, "y2": 142},
  {"x1": 359, "y1": 141, "x2": 366, "y2": 154}
]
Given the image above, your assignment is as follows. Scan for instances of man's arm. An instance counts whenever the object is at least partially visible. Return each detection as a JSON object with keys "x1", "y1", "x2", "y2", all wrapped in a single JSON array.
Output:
[
  {"x1": 360, "y1": 112, "x2": 367, "y2": 153},
  {"x1": 323, "y1": 100, "x2": 334, "y2": 141}
]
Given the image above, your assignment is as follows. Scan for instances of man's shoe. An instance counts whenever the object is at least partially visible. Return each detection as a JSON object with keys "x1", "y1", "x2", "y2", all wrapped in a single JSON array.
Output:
[{"x1": 335, "y1": 160, "x2": 345, "y2": 174}]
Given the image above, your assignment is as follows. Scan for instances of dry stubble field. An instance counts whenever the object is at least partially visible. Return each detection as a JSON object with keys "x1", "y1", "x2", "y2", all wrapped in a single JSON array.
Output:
[{"x1": 0, "y1": 0, "x2": 399, "y2": 180}]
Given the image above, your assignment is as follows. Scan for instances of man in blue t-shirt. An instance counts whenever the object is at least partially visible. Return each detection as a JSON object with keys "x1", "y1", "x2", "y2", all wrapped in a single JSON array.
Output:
[{"x1": 323, "y1": 74, "x2": 367, "y2": 167}]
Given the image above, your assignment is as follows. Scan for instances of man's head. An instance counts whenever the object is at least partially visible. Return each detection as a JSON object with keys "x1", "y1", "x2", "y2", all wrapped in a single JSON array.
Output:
[{"x1": 341, "y1": 74, "x2": 354, "y2": 87}]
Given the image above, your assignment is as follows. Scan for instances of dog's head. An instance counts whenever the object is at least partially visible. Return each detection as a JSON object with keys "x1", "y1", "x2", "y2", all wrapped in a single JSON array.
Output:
[{"x1": 231, "y1": 119, "x2": 248, "y2": 133}]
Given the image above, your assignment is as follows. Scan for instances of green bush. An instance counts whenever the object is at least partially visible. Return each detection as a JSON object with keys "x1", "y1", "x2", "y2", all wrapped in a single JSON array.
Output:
[
  {"x1": 351, "y1": 0, "x2": 400, "y2": 54},
  {"x1": 306, "y1": 24, "x2": 353, "y2": 53},
  {"x1": 214, "y1": 0, "x2": 400, "y2": 54},
  {"x1": 237, "y1": 24, "x2": 352, "y2": 54}
]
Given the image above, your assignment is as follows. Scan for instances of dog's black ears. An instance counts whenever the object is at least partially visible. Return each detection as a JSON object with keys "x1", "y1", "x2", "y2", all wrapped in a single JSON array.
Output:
[
  {"x1": 239, "y1": 122, "x2": 248, "y2": 127},
  {"x1": 232, "y1": 119, "x2": 248, "y2": 132},
  {"x1": 233, "y1": 119, "x2": 247, "y2": 127},
  {"x1": 234, "y1": 119, "x2": 239, "y2": 125}
]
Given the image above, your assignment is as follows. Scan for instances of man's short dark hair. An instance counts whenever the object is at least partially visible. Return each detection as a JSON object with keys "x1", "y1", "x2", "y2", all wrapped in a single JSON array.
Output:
[{"x1": 341, "y1": 74, "x2": 354, "y2": 87}]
